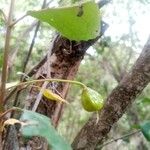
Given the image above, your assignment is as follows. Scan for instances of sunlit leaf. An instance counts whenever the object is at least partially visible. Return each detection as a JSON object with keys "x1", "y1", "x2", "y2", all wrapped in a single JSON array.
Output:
[
  {"x1": 81, "y1": 87, "x2": 104, "y2": 112},
  {"x1": 20, "y1": 110, "x2": 72, "y2": 150},
  {"x1": 140, "y1": 121, "x2": 150, "y2": 141},
  {"x1": 28, "y1": 1, "x2": 100, "y2": 41}
]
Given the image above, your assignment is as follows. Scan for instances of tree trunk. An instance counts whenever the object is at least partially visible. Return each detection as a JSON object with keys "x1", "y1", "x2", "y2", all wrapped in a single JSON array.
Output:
[
  {"x1": 26, "y1": 34, "x2": 104, "y2": 123},
  {"x1": 25, "y1": 35, "x2": 106, "y2": 149},
  {"x1": 72, "y1": 36, "x2": 150, "y2": 150}
]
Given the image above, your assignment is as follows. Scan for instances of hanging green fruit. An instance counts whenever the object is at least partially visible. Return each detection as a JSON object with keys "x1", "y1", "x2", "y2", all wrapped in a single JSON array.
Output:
[{"x1": 81, "y1": 87, "x2": 104, "y2": 112}]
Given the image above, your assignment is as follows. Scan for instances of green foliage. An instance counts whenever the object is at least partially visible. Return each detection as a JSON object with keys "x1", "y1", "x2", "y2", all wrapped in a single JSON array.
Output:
[
  {"x1": 140, "y1": 121, "x2": 150, "y2": 141},
  {"x1": 20, "y1": 110, "x2": 72, "y2": 150},
  {"x1": 141, "y1": 97, "x2": 150, "y2": 105},
  {"x1": 1, "y1": 0, "x2": 150, "y2": 149},
  {"x1": 28, "y1": 1, "x2": 100, "y2": 41},
  {"x1": 81, "y1": 87, "x2": 104, "y2": 112}
]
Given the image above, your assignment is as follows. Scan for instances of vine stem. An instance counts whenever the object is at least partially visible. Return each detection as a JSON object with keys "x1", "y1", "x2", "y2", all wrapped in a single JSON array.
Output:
[
  {"x1": 7, "y1": 78, "x2": 87, "y2": 91},
  {"x1": 0, "y1": 107, "x2": 22, "y2": 120},
  {"x1": 0, "y1": 0, "x2": 15, "y2": 112}
]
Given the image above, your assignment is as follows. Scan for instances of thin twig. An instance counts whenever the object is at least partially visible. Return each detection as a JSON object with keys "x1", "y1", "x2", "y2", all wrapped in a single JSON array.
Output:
[
  {"x1": 11, "y1": 0, "x2": 47, "y2": 110},
  {"x1": 0, "y1": 2, "x2": 15, "y2": 148},
  {"x1": 32, "y1": 82, "x2": 48, "y2": 112},
  {"x1": 22, "y1": 22, "x2": 41, "y2": 74},
  {"x1": 4, "y1": 43, "x2": 47, "y2": 105},
  {"x1": 9, "y1": 14, "x2": 28, "y2": 27},
  {"x1": 27, "y1": 55, "x2": 47, "y2": 77},
  {"x1": 0, "y1": 107, "x2": 22, "y2": 119},
  {"x1": 22, "y1": 0, "x2": 47, "y2": 77},
  {"x1": 9, "y1": 0, "x2": 53, "y2": 27},
  {"x1": 31, "y1": 33, "x2": 55, "y2": 111},
  {"x1": 4, "y1": 87, "x2": 17, "y2": 105},
  {"x1": 0, "y1": 0, "x2": 15, "y2": 112},
  {"x1": 7, "y1": 78, "x2": 86, "y2": 90},
  {"x1": 7, "y1": 21, "x2": 38, "y2": 78},
  {"x1": 98, "y1": 0, "x2": 111, "y2": 8},
  {"x1": 46, "y1": 0, "x2": 54, "y2": 6},
  {"x1": 98, "y1": 129, "x2": 141, "y2": 148},
  {"x1": 21, "y1": 0, "x2": 47, "y2": 75}
]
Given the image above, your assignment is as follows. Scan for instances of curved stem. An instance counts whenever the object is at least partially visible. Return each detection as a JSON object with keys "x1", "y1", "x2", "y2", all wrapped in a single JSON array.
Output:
[
  {"x1": 7, "y1": 78, "x2": 87, "y2": 90},
  {"x1": 0, "y1": 107, "x2": 22, "y2": 119}
]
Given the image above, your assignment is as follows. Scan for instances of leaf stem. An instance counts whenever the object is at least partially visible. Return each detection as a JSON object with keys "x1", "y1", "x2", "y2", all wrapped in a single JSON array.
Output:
[
  {"x1": 7, "y1": 78, "x2": 87, "y2": 90},
  {"x1": 0, "y1": 107, "x2": 22, "y2": 119}
]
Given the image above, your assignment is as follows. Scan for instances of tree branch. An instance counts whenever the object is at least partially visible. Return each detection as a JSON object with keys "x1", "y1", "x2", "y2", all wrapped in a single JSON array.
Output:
[
  {"x1": 72, "y1": 36, "x2": 150, "y2": 149},
  {"x1": 10, "y1": 0, "x2": 47, "y2": 110},
  {"x1": 98, "y1": 129, "x2": 141, "y2": 148},
  {"x1": 98, "y1": 0, "x2": 111, "y2": 8},
  {"x1": 0, "y1": 1, "x2": 15, "y2": 149},
  {"x1": 0, "y1": 0, "x2": 15, "y2": 111}
]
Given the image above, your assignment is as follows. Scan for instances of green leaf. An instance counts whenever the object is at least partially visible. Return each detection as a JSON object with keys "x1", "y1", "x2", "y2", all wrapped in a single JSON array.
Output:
[
  {"x1": 141, "y1": 97, "x2": 150, "y2": 105},
  {"x1": 20, "y1": 110, "x2": 72, "y2": 150},
  {"x1": 140, "y1": 121, "x2": 150, "y2": 141},
  {"x1": 81, "y1": 87, "x2": 104, "y2": 112},
  {"x1": 131, "y1": 124, "x2": 140, "y2": 130},
  {"x1": 27, "y1": 1, "x2": 100, "y2": 41}
]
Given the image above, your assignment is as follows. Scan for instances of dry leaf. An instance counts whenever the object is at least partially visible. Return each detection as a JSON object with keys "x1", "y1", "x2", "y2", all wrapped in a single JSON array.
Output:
[{"x1": 42, "y1": 89, "x2": 69, "y2": 104}]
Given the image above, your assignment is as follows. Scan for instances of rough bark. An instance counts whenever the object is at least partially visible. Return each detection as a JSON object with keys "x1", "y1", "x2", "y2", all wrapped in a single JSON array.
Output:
[
  {"x1": 26, "y1": 34, "x2": 104, "y2": 116},
  {"x1": 101, "y1": 54, "x2": 146, "y2": 149},
  {"x1": 3, "y1": 126, "x2": 19, "y2": 150},
  {"x1": 21, "y1": 30, "x2": 107, "y2": 149},
  {"x1": 72, "y1": 36, "x2": 150, "y2": 149}
]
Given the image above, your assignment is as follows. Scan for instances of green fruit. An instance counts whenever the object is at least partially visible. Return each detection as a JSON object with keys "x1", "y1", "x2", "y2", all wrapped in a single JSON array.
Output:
[{"x1": 81, "y1": 87, "x2": 104, "y2": 112}]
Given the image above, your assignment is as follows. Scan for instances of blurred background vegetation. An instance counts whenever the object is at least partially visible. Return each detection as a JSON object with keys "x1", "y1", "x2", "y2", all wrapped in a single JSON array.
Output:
[{"x1": 0, "y1": 0, "x2": 150, "y2": 149}]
